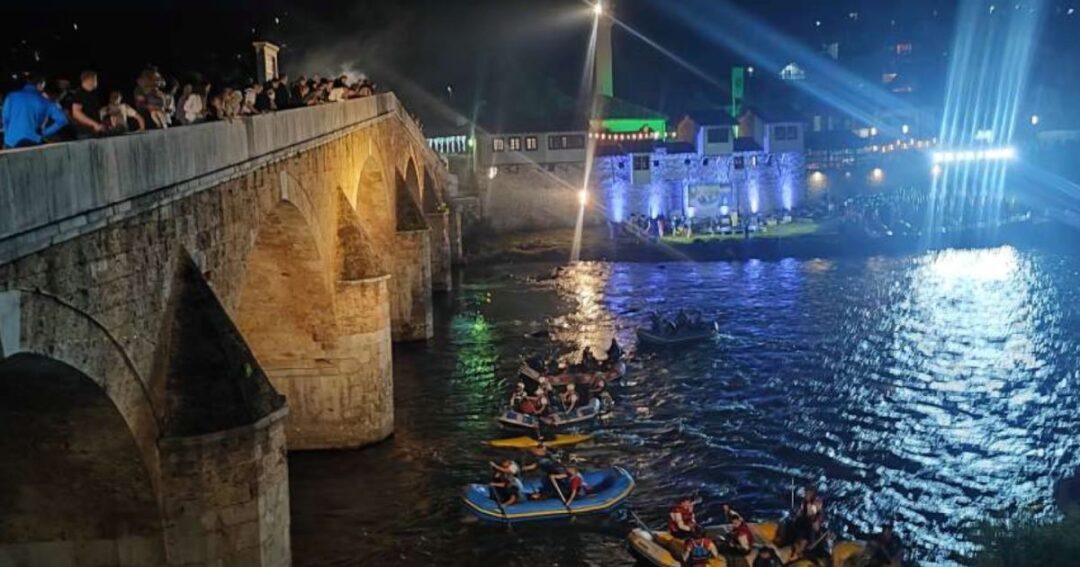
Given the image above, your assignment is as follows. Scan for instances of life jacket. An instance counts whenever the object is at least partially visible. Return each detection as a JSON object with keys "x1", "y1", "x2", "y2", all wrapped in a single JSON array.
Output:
[
  {"x1": 685, "y1": 537, "x2": 713, "y2": 566},
  {"x1": 668, "y1": 503, "x2": 696, "y2": 533},
  {"x1": 569, "y1": 473, "x2": 587, "y2": 495},
  {"x1": 732, "y1": 522, "x2": 753, "y2": 549}
]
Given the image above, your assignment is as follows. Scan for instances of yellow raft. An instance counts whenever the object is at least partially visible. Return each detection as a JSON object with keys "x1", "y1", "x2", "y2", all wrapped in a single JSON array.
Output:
[
  {"x1": 485, "y1": 433, "x2": 593, "y2": 449},
  {"x1": 628, "y1": 522, "x2": 877, "y2": 567}
]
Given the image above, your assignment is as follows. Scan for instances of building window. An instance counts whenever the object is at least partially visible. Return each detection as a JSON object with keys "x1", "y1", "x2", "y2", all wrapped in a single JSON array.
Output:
[
  {"x1": 493, "y1": 138, "x2": 505, "y2": 152},
  {"x1": 774, "y1": 126, "x2": 787, "y2": 141},
  {"x1": 786, "y1": 125, "x2": 798, "y2": 140},
  {"x1": 548, "y1": 134, "x2": 587, "y2": 150},
  {"x1": 706, "y1": 127, "x2": 730, "y2": 144},
  {"x1": 632, "y1": 155, "x2": 651, "y2": 171},
  {"x1": 525, "y1": 136, "x2": 538, "y2": 151},
  {"x1": 508, "y1": 136, "x2": 522, "y2": 151},
  {"x1": 896, "y1": 43, "x2": 913, "y2": 55}
]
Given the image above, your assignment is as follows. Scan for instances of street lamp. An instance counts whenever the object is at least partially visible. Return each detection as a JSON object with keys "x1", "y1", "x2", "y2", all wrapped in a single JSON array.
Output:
[
  {"x1": 593, "y1": 2, "x2": 603, "y2": 16},
  {"x1": 578, "y1": 189, "x2": 589, "y2": 206}
]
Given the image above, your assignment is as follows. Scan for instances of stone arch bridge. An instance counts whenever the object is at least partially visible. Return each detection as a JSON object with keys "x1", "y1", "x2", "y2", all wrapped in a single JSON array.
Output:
[{"x1": 0, "y1": 94, "x2": 461, "y2": 565}]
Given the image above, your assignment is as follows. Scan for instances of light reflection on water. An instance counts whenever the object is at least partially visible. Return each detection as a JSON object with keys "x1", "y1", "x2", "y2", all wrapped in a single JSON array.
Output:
[{"x1": 290, "y1": 247, "x2": 1080, "y2": 566}]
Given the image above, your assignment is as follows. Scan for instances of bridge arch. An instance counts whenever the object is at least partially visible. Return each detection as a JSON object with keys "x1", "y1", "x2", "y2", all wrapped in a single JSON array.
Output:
[
  {"x1": 0, "y1": 289, "x2": 166, "y2": 562},
  {"x1": 422, "y1": 169, "x2": 441, "y2": 213},
  {"x1": 396, "y1": 160, "x2": 427, "y2": 232},
  {"x1": 353, "y1": 152, "x2": 394, "y2": 240},
  {"x1": 0, "y1": 290, "x2": 161, "y2": 483},
  {"x1": 235, "y1": 199, "x2": 338, "y2": 448}
]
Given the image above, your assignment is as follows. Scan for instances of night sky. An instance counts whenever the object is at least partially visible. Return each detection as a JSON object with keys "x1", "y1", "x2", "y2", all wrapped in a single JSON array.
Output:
[{"x1": 4, "y1": 0, "x2": 1078, "y2": 131}]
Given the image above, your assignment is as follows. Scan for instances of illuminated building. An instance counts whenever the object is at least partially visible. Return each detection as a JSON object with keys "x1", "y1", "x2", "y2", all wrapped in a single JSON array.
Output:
[{"x1": 428, "y1": 0, "x2": 806, "y2": 231}]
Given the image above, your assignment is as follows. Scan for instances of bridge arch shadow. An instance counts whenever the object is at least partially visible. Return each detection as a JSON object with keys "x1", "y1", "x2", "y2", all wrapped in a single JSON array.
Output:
[{"x1": 0, "y1": 352, "x2": 165, "y2": 563}]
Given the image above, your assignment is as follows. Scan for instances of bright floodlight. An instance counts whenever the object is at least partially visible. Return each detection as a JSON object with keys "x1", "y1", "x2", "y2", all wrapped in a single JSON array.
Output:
[
  {"x1": 902, "y1": 124, "x2": 910, "y2": 135},
  {"x1": 932, "y1": 146, "x2": 1017, "y2": 164},
  {"x1": 1030, "y1": 114, "x2": 1040, "y2": 126},
  {"x1": 593, "y1": 2, "x2": 602, "y2": 16},
  {"x1": 578, "y1": 189, "x2": 589, "y2": 205}
]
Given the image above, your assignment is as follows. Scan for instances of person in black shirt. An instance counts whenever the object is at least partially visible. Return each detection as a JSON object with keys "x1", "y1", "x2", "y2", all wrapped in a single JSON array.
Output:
[
  {"x1": 254, "y1": 81, "x2": 274, "y2": 113},
  {"x1": 70, "y1": 70, "x2": 105, "y2": 139},
  {"x1": 274, "y1": 75, "x2": 292, "y2": 109}
]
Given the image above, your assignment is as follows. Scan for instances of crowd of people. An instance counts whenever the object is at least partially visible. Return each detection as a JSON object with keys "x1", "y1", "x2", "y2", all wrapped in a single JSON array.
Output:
[
  {"x1": 666, "y1": 486, "x2": 903, "y2": 566},
  {"x1": 646, "y1": 309, "x2": 713, "y2": 337},
  {"x1": 1, "y1": 67, "x2": 379, "y2": 150},
  {"x1": 618, "y1": 211, "x2": 796, "y2": 241},
  {"x1": 511, "y1": 340, "x2": 622, "y2": 417}
]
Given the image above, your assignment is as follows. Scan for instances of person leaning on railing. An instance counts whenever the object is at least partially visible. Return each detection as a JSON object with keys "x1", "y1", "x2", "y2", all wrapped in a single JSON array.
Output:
[{"x1": 1, "y1": 74, "x2": 69, "y2": 149}]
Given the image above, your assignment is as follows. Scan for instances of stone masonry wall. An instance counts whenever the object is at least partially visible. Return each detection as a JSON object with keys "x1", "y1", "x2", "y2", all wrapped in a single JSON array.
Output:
[
  {"x1": 0, "y1": 94, "x2": 445, "y2": 565},
  {"x1": 390, "y1": 230, "x2": 433, "y2": 341},
  {"x1": 158, "y1": 408, "x2": 290, "y2": 566},
  {"x1": 479, "y1": 162, "x2": 604, "y2": 233},
  {"x1": 425, "y1": 211, "x2": 452, "y2": 292}
]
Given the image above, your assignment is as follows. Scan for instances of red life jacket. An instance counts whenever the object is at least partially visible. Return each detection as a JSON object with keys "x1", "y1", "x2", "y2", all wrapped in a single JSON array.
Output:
[
  {"x1": 569, "y1": 473, "x2": 587, "y2": 495},
  {"x1": 668, "y1": 503, "x2": 696, "y2": 533},
  {"x1": 732, "y1": 522, "x2": 753, "y2": 549}
]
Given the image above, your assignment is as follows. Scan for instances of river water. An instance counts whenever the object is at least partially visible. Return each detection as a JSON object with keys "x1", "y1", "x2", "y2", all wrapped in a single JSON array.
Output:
[{"x1": 290, "y1": 246, "x2": 1080, "y2": 566}]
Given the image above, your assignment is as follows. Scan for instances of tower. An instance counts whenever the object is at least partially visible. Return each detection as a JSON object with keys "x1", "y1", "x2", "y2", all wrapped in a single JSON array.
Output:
[
  {"x1": 252, "y1": 41, "x2": 281, "y2": 83},
  {"x1": 594, "y1": 0, "x2": 614, "y2": 99}
]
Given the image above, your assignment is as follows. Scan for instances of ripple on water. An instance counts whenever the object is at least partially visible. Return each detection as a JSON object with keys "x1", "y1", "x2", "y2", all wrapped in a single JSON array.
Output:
[{"x1": 290, "y1": 247, "x2": 1080, "y2": 566}]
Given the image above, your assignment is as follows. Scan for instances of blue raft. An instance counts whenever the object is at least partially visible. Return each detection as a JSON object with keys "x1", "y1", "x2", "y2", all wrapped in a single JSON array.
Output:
[
  {"x1": 462, "y1": 467, "x2": 635, "y2": 523},
  {"x1": 496, "y1": 398, "x2": 602, "y2": 430}
]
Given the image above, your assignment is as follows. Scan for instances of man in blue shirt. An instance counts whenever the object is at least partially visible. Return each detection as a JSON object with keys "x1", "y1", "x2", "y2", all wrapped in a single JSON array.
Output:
[{"x1": 2, "y1": 75, "x2": 69, "y2": 149}]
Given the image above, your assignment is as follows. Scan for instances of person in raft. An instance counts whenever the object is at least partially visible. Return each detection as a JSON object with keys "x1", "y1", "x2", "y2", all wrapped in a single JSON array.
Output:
[{"x1": 668, "y1": 496, "x2": 698, "y2": 539}]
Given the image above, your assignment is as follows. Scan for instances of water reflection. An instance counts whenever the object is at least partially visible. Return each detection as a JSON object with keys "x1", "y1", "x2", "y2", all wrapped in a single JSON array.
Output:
[{"x1": 290, "y1": 248, "x2": 1080, "y2": 566}]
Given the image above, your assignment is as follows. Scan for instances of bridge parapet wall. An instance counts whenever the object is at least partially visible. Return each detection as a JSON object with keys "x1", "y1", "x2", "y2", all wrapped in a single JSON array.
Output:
[{"x1": 0, "y1": 94, "x2": 433, "y2": 265}]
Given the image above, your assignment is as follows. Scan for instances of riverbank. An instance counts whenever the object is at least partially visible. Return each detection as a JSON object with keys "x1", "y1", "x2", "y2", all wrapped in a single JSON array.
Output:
[{"x1": 464, "y1": 218, "x2": 1066, "y2": 265}]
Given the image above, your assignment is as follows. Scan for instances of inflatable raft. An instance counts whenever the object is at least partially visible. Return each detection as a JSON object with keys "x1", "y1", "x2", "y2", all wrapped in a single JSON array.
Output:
[
  {"x1": 628, "y1": 522, "x2": 872, "y2": 567},
  {"x1": 636, "y1": 326, "x2": 716, "y2": 347},
  {"x1": 486, "y1": 433, "x2": 593, "y2": 449},
  {"x1": 519, "y1": 361, "x2": 626, "y2": 387},
  {"x1": 462, "y1": 467, "x2": 635, "y2": 523},
  {"x1": 496, "y1": 399, "x2": 603, "y2": 430},
  {"x1": 542, "y1": 398, "x2": 602, "y2": 427}
]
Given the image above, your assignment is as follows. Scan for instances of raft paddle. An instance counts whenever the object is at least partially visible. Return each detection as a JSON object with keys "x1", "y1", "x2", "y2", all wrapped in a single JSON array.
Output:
[
  {"x1": 488, "y1": 483, "x2": 513, "y2": 530},
  {"x1": 550, "y1": 478, "x2": 575, "y2": 518},
  {"x1": 630, "y1": 510, "x2": 656, "y2": 538}
]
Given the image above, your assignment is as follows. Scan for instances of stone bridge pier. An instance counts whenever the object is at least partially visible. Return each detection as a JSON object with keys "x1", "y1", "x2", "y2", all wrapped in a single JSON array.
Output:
[{"x1": 0, "y1": 95, "x2": 454, "y2": 565}]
